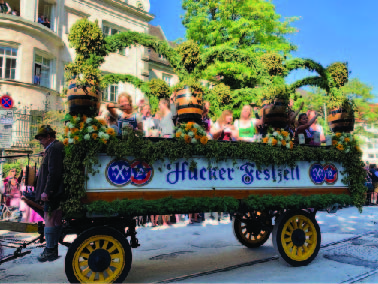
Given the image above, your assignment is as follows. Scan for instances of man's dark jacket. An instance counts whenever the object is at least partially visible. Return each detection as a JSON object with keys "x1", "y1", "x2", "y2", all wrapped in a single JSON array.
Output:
[{"x1": 35, "y1": 140, "x2": 65, "y2": 202}]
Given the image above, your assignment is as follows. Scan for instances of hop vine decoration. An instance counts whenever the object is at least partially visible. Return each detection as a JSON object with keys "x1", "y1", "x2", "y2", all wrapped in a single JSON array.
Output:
[
  {"x1": 175, "y1": 122, "x2": 208, "y2": 145},
  {"x1": 260, "y1": 53, "x2": 286, "y2": 77},
  {"x1": 326, "y1": 62, "x2": 349, "y2": 89}
]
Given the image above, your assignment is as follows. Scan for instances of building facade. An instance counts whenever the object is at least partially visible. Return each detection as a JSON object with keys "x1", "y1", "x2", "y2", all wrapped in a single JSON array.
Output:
[
  {"x1": 0, "y1": 0, "x2": 153, "y2": 148},
  {"x1": 357, "y1": 104, "x2": 378, "y2": 164}
]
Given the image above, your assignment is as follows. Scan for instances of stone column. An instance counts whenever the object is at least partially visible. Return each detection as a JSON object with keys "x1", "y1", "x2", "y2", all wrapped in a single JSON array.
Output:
[{"x1": 20, "y1": 0, "x2": 38, "y2": 22}]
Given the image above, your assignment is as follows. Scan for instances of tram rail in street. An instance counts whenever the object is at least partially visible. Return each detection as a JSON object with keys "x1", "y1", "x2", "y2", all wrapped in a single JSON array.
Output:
[{"x1": 157, "y1": 230, "x2": 378, "y2": 284}]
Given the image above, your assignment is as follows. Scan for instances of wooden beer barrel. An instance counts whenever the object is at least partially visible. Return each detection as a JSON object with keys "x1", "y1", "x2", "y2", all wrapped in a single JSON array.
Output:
[
  {"x1": 175, "y1": 86, "x2": 203, "y2": 124},
  {"x1": 67, "y1": 76, "x2": 101, "y2": 117},
  {"x1": 328, "y1": 107, "x2": 355, "y2": 133},
  {"x1": 260, "y1": 98, "x2": 288, "y2": 128}
]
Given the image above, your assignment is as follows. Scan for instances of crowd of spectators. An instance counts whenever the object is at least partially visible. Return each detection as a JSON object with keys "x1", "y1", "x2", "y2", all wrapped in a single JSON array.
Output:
[{"x1": 1, "y1": 167, "x2": 44, "y2": 223}]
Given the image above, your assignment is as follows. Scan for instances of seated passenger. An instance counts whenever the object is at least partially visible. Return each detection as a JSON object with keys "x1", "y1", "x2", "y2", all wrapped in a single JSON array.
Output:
[
  {"x1": 211, "y1": 110, "x2": 236, "y2": 141},
  {"x1": 201, "y1": 101, "x2": 213, "y2": 138},
  {"x1": 285, "y1": 101, "x2": 304, "y2": 138},
  {"x1": 107, "y1": 92, "x2": 143, "y2": 136},
  {"x1": 308, "y1": 110, "x2": 325, "y2": 143},
  {"x1": 234, "y1": 105, "x2": 257, "y2": 142},
  {"x1": 158, "y1": 99, "x2": 175, "y2": 138},
  {"x1": 295, "y1": 112, "x2": 320, "y2": 144}
]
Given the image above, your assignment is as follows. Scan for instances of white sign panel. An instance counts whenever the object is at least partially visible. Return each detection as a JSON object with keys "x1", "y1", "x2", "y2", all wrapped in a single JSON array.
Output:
[
  {"x1": 86, "y1": 155, "x2": 346, "y2": 192},
  {"x1": 0, "y1": 110, "x2": 13, "y2": 149}
]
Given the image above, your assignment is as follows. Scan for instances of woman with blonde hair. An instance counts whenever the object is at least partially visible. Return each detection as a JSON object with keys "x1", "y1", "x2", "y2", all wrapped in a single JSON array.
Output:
[
  {"x1": 210, "y1": 110, "x2": 236, "y2": 141},
  {"x1": 234, "y1": 105, "x2": 258, "y2": 142},
  {"x1": 107, "y1": 92, "x2": 143, "y2": 136}
]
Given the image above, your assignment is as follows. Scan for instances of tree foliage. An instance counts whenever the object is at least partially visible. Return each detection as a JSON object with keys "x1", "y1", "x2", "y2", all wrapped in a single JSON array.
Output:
[{"x1": 182, "y1": 0, "x2": 299, "y2": 54}]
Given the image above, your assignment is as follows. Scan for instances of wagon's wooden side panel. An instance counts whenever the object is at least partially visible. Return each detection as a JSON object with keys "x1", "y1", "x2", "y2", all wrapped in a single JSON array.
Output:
[{"x1": 83, "y1": 155, "x2": 348, "y2": 203}]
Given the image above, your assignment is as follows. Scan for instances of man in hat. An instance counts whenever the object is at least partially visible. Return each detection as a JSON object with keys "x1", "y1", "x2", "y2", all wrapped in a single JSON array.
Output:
[{"x1": 34, "y1": 125, "x2": 65, "y2": 262}]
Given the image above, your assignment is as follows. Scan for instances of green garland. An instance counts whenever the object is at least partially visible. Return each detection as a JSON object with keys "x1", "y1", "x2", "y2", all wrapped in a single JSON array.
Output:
[
  {"x1": 62, "y1": 130, "x2": 367, "y2": 218},
  {"x1": 86, "y1": 194, "x2": 353, "y2": 217}
]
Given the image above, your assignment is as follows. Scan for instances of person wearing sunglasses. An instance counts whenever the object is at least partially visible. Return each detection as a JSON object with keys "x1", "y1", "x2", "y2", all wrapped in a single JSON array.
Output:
[{"x1": 34, "y1": 125, "x2": 65, "y2": 262}]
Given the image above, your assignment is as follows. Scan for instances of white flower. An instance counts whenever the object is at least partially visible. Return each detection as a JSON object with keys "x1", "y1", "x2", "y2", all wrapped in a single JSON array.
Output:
[
  {"x1": 84, "y1": 134, "x2": 90, "y2": 140},
  {"x1": 272, "y1": 132, "x2": 278, "y2": 137},
  {"x1": 286, "y1": 142, "x2": 291, "y2": 149},
  {"x1": 277, "y1": 140, "x2": 282, "y2": 146},
  {"x1": 68, "y1": 138, "x2": 74, "y2": 144},
  {"x1": 285, "y1": 135, "x2": 291, "y2": 142},
  {"x1": 188, "y1": 131, "x2": 194, "y2": 137},
  {"x1": 191, "y1": 138, "x2": 197, "y2": 143},
  {"x1": 98, "y1": 131, "x2": 105, "y2": 138},
  {"x1": 268, "y1": 137, "x2": 273, "y2": 144},
  {"x1": 86, "y1": 118, "x2": 93, "y2": 124},
  {"x1": 87, "y1": 126, "x2": 94, "y2": 133},
  {"x1": 277, "y1": 135, "x2": 283, "y2": 141},
  {"x1": 339, "y1": 136, "x2": 345, "y2": 142},
  {"x1": 67, "y1": 131, "x2": 71, "y2": 137},
  {"x1": 181, "y1": 133, "x2": 185, "y2": 138},
  {"x1": 103, "y1": 134, "x2": 110, "y2": 140},
  {"x1": 67, "y1": 122, "x2": 74, "y2": 128},
  {"x1": 193, "y1": 124, "x2": 199, "y2": 129}
]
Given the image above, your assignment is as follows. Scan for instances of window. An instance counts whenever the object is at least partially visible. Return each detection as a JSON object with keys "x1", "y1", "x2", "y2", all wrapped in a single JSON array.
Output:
[
  {"x1": 376, "y1": 154, "x2": 378, "y2": 158},
  {"x1": 159, "y1": 54, "x2": 164, "y2": 60},
  {"x1": 34, "y1": 54, "x2": 51, "y2": 88},
  {"x1": 162, "y1": 74, "x2": 172, "y2": 86},
  {"x1": 103, "y1": 85, "x2": 119, "y2": 102},
  {"x1": 369, "y1": 154, "x2": 374, "y2": 159},
  {"x1": 103, "y1": 25, "x2": 127, "y2": 55},
  {"x1": 0, "y1": 46, "x2": 17, "y2": 79},
  {"x1": 368, "y1": 143, "x2": 374, "y2": 149}
]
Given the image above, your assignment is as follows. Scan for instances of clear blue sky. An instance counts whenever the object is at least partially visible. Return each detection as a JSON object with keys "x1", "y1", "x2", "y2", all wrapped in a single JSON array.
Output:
[{"x1": 150, "y1": 0, "x2": 378, "y2": 99}]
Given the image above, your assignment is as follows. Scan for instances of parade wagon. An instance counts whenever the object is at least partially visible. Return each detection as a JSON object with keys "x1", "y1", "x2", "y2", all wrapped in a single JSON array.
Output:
[{"x1": 55, "y1": 125, "x2": 361, "y2": 284}]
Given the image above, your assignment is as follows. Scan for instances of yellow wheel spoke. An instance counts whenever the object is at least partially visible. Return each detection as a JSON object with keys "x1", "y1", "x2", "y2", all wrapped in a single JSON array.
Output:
[
  {"x1": 95, "y1": 241, "x2": 100, "y2": 249},
  {"x1": 82, "y1": 266, "x2": 91, "y2": 275},
  {"x1": 283, "y1": 237, "x2": 291, "y2": 243},
  {"x1": 111, "y1": 262, "x2": 123, "y2": 269},
  {"x1": 303, "y1": 225, "x2": 309, "y2": 231},
  {"x1": 108, "y1": 245, "x2": 117, "y2": 253},
  {"x1": 79, "y1": 260, "x2": 88, "y2": 267},
  {"x1": 292, "y1": 219, "x2": 298, "y2": 229},
  {"x1": 288, "y1": 242, "x2": 294, "y2": 249},
  {"x1": 306, "y1": 232, "x2": 313, "y2": 237},
  {"x1": 98, "y1": 272, "x2": 105, "y2": 281},
  {"x1": 307, "y1": 239, "x2": 313, "y2": 244},
  {"x1": 85, "y1": 245, "x2": 94, "y2": 253},
  {"x1": 111, "y1": 254, "x2": 122, "y2": 260},
  {"x1": 80, "y1": 253, "x2": 90, "y2": 259},
  {"x1": 303, "y1": 245, "x2": 309, "y2": 253},
  {"x1": 298, "y1": 247, "x2": 303, "y2": 257},
  {"x1": 88, "y1": 272, "x2": 96, "y2": 281},
  {"x1": 288, "y1": 224, "x2": 294, "y2": 232},
  {"x1": 106, "y1": 268, "x2": 113, "y2": 277},
  {"x1": 298, "y1": 219, "x2": 304, "y2": 228},
  {"x1": 292, "y1": 245, "x2": 297, "y2": 256},
  {"x1": 102, "y1": 240, "x2": 109, "y2": 249}
]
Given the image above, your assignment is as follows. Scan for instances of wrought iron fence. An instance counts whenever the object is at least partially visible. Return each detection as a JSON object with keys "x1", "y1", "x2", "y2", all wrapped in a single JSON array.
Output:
[{"x1": 11, "y1": 110, "x2": 44, "y2": 149}]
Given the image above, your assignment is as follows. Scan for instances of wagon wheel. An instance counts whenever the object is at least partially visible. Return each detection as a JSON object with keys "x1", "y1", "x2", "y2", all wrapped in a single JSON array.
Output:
[
  {"x1": 65, "y1": 226, "x2": 132, "y2": 283},
  {"x1": 272, "y1": 210, "x2": 321, "y2": 267},
  {"x1": 233, "y1": 211, "x2": 273, "y2": 248}
]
